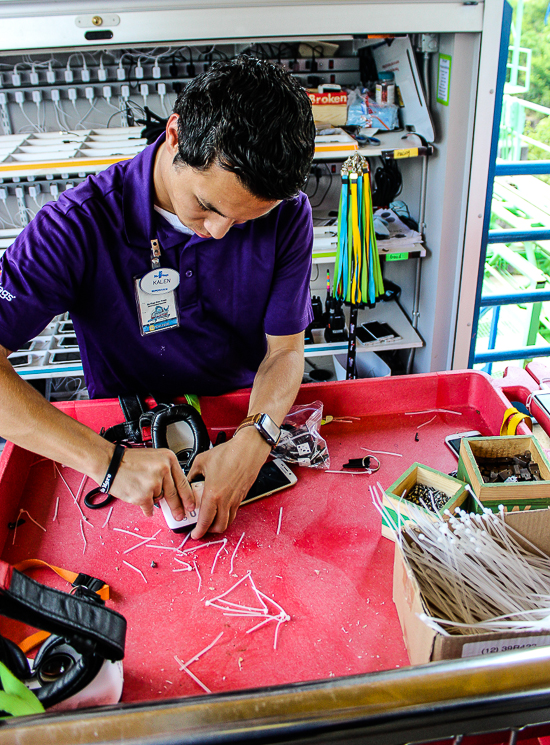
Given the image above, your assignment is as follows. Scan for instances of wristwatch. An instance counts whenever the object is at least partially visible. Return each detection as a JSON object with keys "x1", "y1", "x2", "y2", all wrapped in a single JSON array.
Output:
[{"x1": 233, "y1": 413, "x2": 281, "y2": 447}]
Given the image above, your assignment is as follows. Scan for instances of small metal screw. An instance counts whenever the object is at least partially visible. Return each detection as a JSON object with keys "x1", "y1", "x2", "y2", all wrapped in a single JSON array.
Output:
[
  {"x1": 92, "y1": 15, "x2": 103, "y2": 26},
  {"x1": 151, "y1": 560, "x2": 157, "y2": 568}
]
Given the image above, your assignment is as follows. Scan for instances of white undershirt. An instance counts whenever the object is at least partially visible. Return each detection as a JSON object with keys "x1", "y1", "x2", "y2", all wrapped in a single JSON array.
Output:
[{"x1": 154, "y1": 205, "x2": 193, "y2": 235}]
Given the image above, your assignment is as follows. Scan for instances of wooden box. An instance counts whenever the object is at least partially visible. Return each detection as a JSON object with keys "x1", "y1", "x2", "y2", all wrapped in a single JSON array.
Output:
[
  {"x1": 457, "y1": 435, "x2": 550, "y2": 506},
  {"x1": 382, "y1": 463, "x2": 468, "y2": 540}
]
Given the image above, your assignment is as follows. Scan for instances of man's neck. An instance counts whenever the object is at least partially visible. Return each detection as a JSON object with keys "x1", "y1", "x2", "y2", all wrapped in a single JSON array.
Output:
[{"x1": 153, "y1": 142, "x2": 175, "y2": 213}]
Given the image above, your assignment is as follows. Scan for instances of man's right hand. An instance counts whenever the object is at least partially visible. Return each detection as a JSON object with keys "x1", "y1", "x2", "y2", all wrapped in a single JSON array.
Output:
[
  {"x1": 0, "y1": 345, "x2": 195, "y2": 523},
  {"x1": 101, "y1": 446, "x2": 195, "y2": 519}
]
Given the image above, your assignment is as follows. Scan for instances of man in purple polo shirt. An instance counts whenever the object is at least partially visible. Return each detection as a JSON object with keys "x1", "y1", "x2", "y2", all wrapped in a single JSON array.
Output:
[{"x1": 0, "y1": 57, "x2": 315, "y2": 539}]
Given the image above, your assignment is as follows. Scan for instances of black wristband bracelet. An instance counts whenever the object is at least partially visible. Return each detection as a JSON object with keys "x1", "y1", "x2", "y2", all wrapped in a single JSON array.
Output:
[
  {"x1": 99, "y1": 443, "x2": 126, "y2": 494},
  {"x1": 84, "y1": 443, "x2": 126, "y2": 510}
]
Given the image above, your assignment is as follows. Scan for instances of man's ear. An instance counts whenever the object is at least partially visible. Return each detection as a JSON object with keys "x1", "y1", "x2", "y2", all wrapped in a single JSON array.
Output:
[{"x1": 165, "y1": 113, "x2": 180, "y2": 156}]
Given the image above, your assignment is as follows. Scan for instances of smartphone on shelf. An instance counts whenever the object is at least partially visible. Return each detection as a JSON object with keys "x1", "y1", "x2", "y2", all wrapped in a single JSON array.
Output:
[
  {"x1": 444, "y1": 431, "x2": 482, "y2": 458},
  {"x1": 355, "y1": 325, "x2": 378, "y2": 344},
  {"x1": 160, "y1": 459, "x2": 298, "y2": 533},
  {"x1": 362, "y1": 321, "x2": 401, "y2": 342}
]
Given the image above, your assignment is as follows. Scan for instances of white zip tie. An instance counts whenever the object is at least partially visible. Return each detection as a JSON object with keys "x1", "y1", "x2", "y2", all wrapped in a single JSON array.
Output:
[
  {"x1": 229, "y1": 532, "x2": 245, "y2": 574},
  {"x1": 181, "y1": 539, "x2": 227, "y2": 555},
  {"x1": 174, "y1": 655, "x2": 211, "y2": 694},
  {"x1": 53, "y1": 496, "x2": 59, "y2": 522},
  {"x1": 178, "y1": 533, "x2": 192, "y2": 551},
  {"x1": 361, "y1": 447, "x2": 402, "y2": 457},
  {"x1": 182, "y1": 631, "x2": 224, "y2": 668},
  {"x1": 102, "y1": 505, "x2": 114, "y2": 528},
  {"x1": 123, "y1": 529, "x2": 161, "y2": 554},
  {"x1": 210, "y1": 539, "x2": 227, "y2": 575},
  {"x1": 123, "y1": 559, "x2": 147, "y2": 583},
  {"x1": 193, "y1": 560, "x2": 202, "y2": 593},
  {"x1": 80, "y1": 519, "x2": 87, "y2": 554},
  {"x1": 417, "y1": 415, "x2": 437, "y2": 429},
  {"x1": 55, "y1": 465, "x2": 87, "y2": 521},
  {"x1": 21, "y1": 509, "x2": 46, "y2": 533},
  {"x1": 205, "y1": 572, "x2": 252, "y2": 606},
  {"x1": 148, "y1": 545, "x2": 178, "y2": 551},
  {"x1": 325, "y1": 470, "x2": 375, "y2": 475},
  {"x1": 276, "y1": 508, "x2": 283, "y2": 536},
  {"x1": 114, "y1": 527, "x2": 144, "y2": 537},
  {"x1": 75, "y1": 473, "x2": 88, "y2": 502},
  {"x1": 405, "y1": 408, "x2": 462, "y2": 416}
]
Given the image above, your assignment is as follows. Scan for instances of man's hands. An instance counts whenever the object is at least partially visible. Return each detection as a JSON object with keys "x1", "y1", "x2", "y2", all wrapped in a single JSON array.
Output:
[
  {"x1": 104, "y1": 428, "x2": 269, "y2": 538},
  {"x1": 108, "y1": 447, "x2": 195, "y2": 519},
  {"x1": 187, "y1": 427, "x2": 271, "y2": 539}
]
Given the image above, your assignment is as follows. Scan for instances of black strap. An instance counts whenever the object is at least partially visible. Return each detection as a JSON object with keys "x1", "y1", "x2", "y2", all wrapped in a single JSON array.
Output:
[
  {"x1": 0, "y1": 570, "x2": 126, "y2": 661},
  {"x1": 118, "y1": 394, "x2": 147, "y2": 424}
]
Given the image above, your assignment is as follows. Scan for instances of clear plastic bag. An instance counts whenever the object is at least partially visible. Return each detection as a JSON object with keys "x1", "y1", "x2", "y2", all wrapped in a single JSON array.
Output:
[
  {"x1": 346, "y1": 89, "x2": 399, "y2": 130},
  {"x1": 271, "y1": 401, "x2": 330, "y2": 469}
]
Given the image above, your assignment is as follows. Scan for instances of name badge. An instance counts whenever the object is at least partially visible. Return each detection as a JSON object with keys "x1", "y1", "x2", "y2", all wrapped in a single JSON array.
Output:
[
  {"x1": 139, "y1": 268, "x2": 180, "y2": 294},
  {"x1": 134, "y1": 276, "x2": 180, "y2": 336}
]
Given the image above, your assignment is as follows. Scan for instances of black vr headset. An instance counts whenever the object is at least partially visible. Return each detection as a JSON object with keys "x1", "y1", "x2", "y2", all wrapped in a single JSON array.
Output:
[
  {"x1": 0, "y1": 562, "x2": 126, "y2": 711},
  {"x1": 100, "y1": 394, "x2": 211, "y2": 473}
]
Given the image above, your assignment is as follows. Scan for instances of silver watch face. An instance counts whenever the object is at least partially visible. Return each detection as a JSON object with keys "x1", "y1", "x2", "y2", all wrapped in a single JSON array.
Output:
[{"x1": 256, "y1": 414, "x2": 280, "y2": 445}]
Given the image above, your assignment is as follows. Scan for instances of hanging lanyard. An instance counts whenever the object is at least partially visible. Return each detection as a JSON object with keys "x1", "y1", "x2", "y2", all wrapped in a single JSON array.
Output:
[{"x1": 134, "y1": 239, "x2": 181, "y2": 336}]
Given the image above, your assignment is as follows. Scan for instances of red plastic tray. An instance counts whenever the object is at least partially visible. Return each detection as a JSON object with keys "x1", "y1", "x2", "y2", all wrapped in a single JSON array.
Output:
[{"x1": 0, "y1": 371, "x2": 522, "y2": 704}]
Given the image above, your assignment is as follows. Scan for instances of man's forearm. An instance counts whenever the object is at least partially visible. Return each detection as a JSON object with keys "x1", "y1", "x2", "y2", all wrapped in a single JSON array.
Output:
[
  {"x1": 0, "y1": 351, "x2": 194, "y2": 519},
  {"x1": 247, "y1": 338, "x2": 304, "y2": 426},
  {"x1": 0, "y1": 351, "x2": 113, "y2": 483}
]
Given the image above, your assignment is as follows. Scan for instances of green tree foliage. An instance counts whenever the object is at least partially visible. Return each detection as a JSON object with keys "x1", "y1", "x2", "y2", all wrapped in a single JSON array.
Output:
[{"x1": 513, "y1": 0, "x2": 550, "y2": 109}]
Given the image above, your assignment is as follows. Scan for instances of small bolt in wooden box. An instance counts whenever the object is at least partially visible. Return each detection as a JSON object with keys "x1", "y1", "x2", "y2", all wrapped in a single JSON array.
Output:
[
  {"x1": 457, "y1": 435, "x2": 550, "y2": 505},
  {"x1": 383, "y1": 463, "x2": 468, "y2": 530}
]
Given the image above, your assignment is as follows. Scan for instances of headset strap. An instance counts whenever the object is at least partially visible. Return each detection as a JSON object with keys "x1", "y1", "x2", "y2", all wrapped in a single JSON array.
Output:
[
  {"x1": 13, "y1": 560, "x2": 110, "y2": 654},
  {"x1": 0, "y1": 561, "x2": 125, "y2": 661}
]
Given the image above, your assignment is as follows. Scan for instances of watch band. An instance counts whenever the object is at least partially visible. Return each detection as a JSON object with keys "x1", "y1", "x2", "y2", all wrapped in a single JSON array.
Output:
[{"x1": 233, "y1": 413, "x2": 280, "y2": 447}]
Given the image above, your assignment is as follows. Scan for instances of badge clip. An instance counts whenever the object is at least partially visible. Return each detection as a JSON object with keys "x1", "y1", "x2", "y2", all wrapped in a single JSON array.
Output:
[{"x1": 151, "y1": 239, "x2": 161, "y2": 270}]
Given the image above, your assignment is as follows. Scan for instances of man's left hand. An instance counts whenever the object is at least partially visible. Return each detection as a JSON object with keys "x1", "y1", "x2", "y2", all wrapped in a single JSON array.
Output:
[{"x1": 187, "y1": 426, "x2": 271, "y2": 539}]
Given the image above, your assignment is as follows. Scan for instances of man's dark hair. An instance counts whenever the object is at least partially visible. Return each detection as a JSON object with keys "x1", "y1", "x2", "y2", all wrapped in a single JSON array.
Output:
[{"x1": 173, "y1": 56, "x2": 315, "y2": 201}]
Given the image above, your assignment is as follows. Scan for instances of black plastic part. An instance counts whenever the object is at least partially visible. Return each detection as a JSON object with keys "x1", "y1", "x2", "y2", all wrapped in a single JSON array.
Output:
[{"x1": 84, "y1": 30, "x2": 113, "y2": 40}]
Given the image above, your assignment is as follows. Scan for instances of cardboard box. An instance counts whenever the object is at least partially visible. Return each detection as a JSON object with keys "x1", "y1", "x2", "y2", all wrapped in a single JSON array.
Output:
[
  {"x1": 457, "y1": 435, "x2": 550, "y2": 507},
  {"x1": 307, "y1": 89, "x2": 348, "y2": 126},
  {"x1": 382, "y1": 463, "x2": 468, "y2": 542},
  {"x1": 393, "y1": 508, "x2": 550, "y2": 665}
]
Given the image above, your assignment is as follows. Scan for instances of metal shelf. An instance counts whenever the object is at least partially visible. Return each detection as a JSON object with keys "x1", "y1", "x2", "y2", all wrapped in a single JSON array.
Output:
[{"x1": 304, "y1": 300, "x2": 423, "y2": 357}]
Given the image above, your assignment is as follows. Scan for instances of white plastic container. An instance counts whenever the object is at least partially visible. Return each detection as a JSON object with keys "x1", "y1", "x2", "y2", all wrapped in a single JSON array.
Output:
[{"x1": 333, "y1": 351, "x2": 391, "y2": 381}]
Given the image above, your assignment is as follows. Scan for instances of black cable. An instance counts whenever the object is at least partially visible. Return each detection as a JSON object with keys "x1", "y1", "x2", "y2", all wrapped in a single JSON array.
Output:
[
  {"x1": 309, "y1": 164, "x2": 333, "y2": 209},
  {"x1": 372, "y1": 158, "x2": 402, "y2": 207}
]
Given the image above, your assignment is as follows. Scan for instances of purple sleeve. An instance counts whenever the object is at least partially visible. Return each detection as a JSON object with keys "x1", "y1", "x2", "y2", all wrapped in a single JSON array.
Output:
[
  {"x1": 0, "y1": 204, "x2": 86, "y2": 352},
  {"x1": 263, "y1": 192, "x2": 313, "y2": 337}
]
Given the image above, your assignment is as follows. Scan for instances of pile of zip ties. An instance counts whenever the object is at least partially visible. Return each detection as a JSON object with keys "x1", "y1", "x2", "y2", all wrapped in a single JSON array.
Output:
[{"x1": 370, "y1": 482, "x2": 550, "y2": 636}]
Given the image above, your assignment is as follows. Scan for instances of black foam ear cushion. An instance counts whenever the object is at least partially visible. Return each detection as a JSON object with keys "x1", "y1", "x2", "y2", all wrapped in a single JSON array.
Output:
[
  {"x1": 0, "y1": 635, "x2": 31, "y2": 681},
  {"x1": 151, "y1": 405, "x2": 210, "y2": 469}
]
